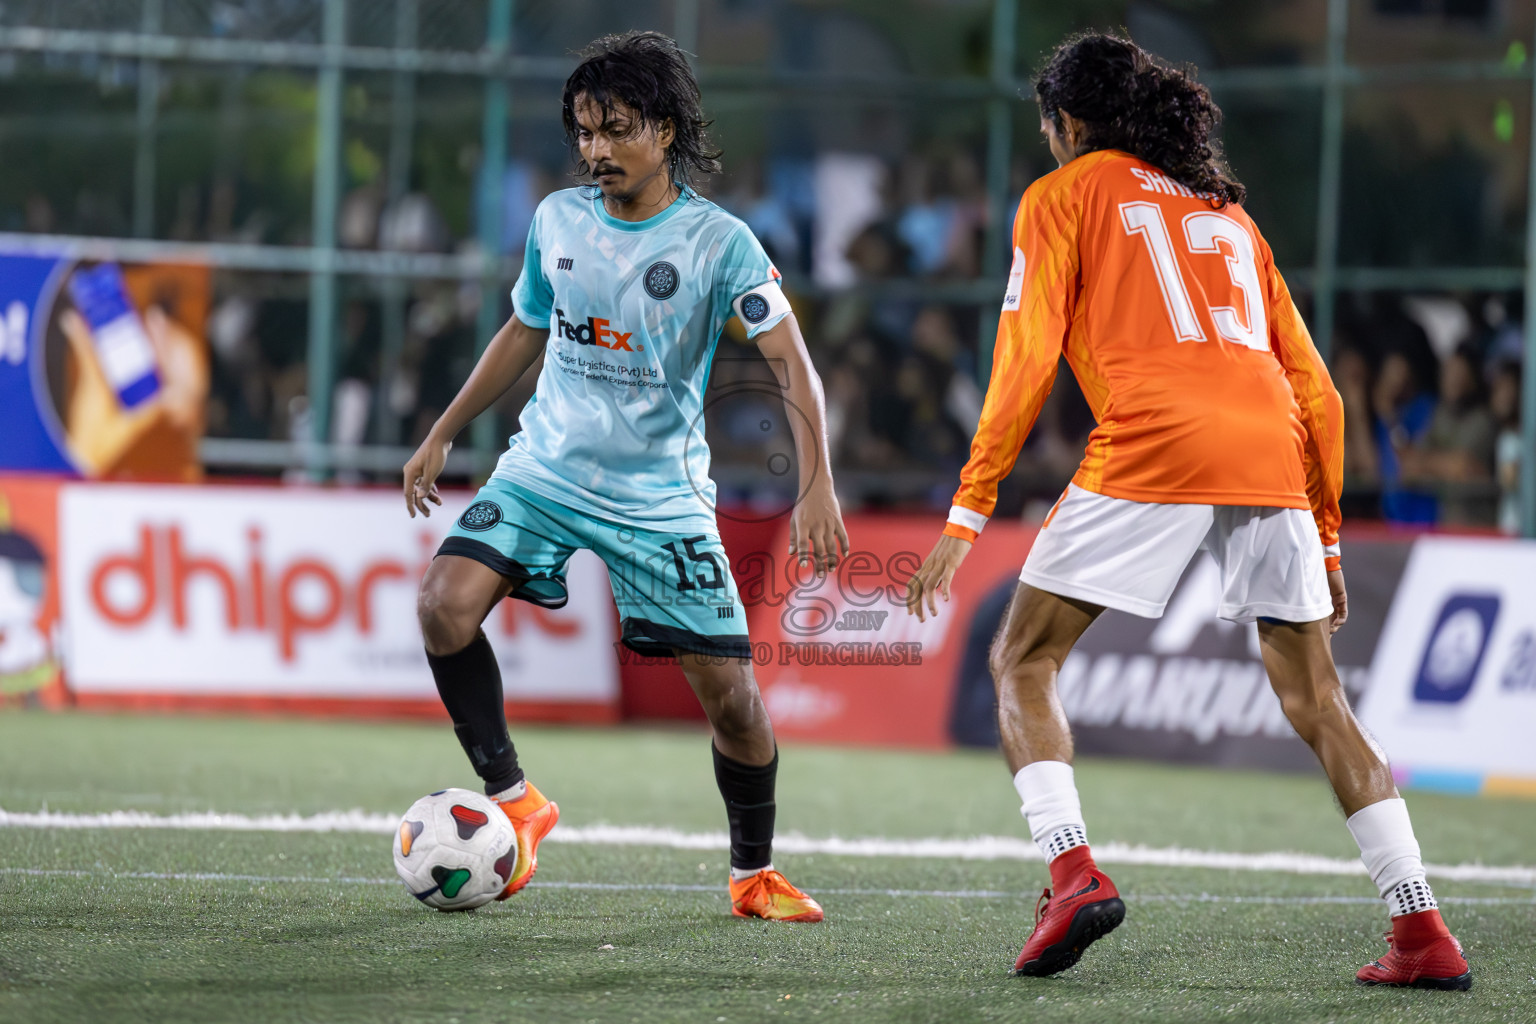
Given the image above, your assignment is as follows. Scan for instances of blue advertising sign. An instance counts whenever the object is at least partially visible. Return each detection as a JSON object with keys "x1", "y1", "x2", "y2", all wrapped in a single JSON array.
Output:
[
  {"x1": 1412, "y1": 594, "x2": 1500, "y2": 705},
  {"x1": 0, "y1": 251, "x2": 75, "y2": 473},
  {"x1": 0, "y1": 247, "x2": 209, "y2": 480}
]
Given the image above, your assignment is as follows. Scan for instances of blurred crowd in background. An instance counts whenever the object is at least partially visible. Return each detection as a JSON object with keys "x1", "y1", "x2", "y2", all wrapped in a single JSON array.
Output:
[
  {"x1": 4, "y1": 0, "x2": 1532, "y2": 533},
  {"x1": 173, "y1": 149, "x2": 1022, "y2": 509},
  {"x1": 1334, "y1": 294, "x2": 1525, "y2": 534},
  {"x1": 166, "y1": 152, "x2": 1525, "y2": 533},
  {"x1": 14, "y1": 141, "x2": 1531, "y2": 533}
]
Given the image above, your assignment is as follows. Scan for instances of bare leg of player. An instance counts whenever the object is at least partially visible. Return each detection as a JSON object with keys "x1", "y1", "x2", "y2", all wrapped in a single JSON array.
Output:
[
  {"x1": 677, "y1": 653, "x2": 776, "y2": 766},
  {"x1": 987, "y1": 584, "x2": 1123, "y2": 976},
  {"x1": 418, "y1": 555, "x2": 513, "y2": 656},
  {"x1": 1258, "y1": 618, "x2": 1471, "y2": 988},
  {"x1": 1255, "y1": 619, "x2": 1393, "y2": 815},
  {"x1": 418, "y1": 555, "x2": 559, "y2": 898},
  {"x1": 991, "y1": 586, "x2": 1102, "y2": 773},
  {"x1": 679, "y1": 653, "x2": 823, "y2": 922}
]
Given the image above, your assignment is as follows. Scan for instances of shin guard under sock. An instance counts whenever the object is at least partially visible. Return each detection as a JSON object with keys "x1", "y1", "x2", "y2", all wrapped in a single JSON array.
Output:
[
  {"x1": 712, "y1": 743, "x2": 777, "y2": 872},
  {"x1": 426, "y1": 631, "x2": 523, "y2": 795}
]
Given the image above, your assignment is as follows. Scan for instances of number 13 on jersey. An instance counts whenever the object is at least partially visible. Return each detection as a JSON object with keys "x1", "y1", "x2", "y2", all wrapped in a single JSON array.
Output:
[{"x1": 1119, "y1": 201, "x2": 1269, "y2": 352}]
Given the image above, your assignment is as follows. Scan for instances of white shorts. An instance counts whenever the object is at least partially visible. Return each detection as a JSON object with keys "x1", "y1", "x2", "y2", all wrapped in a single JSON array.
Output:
[{"x1": 1019, "y1": 484, "x2": 1332, "y2": 623}]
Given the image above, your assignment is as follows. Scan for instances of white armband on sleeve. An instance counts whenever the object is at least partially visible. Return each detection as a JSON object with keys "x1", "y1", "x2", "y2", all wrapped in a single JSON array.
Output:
[
  {"x1": 1323, "y1": 542, "x2": 1341, "y2": 559},
  {"x1": 732, "y1": 283, "x2": 793, "y2": 332},
  {"x1": 947, "y1": 505, "x2": 989, "y2": 535}
]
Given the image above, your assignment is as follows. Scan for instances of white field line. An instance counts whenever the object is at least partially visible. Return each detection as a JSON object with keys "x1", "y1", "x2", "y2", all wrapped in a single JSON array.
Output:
[
  {"x1": 2, "y1": 807, "x2": 1533, "y2": 886},
  {"x1": 0, "y1": 868, "x2": 1532, "y2": 906}
]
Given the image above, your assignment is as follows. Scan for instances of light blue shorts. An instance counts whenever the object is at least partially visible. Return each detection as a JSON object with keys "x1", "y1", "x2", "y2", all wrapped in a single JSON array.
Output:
[{"x1": 439, "y1": 477, "x2": 749, "y2": 659}]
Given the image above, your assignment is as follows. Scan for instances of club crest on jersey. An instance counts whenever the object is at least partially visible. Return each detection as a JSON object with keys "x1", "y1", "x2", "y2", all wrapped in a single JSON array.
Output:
[
  {"x1": 643, "y1": 261, "x2": 680, "y2": 300},
  {"x1": 458, "y1": 501, "x2": 503, "y2": 532},
  {"x1": 555, "y1": 308, "x2": 635, "y2": 351},
  {"x1": 740, "y1": 293, "x2": 771, "y2": 324}
]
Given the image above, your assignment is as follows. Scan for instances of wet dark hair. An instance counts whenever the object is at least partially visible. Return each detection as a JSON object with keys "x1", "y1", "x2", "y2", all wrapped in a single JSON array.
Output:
[
  {"x1": 1034, "y1": 32, "x2": 1245, "y2": 207},
  {"x1": 561, "y1": 31, "x2": 721, "y2": 193}
]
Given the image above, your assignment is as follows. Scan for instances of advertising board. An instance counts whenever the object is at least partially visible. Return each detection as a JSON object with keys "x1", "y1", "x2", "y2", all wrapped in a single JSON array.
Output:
[
  {"x1": 54, "y1": 483, "x2": 618, "y2": 718},
  {"x1": 1358, "y1": 536, "x2": 1536, "y2": 796}
]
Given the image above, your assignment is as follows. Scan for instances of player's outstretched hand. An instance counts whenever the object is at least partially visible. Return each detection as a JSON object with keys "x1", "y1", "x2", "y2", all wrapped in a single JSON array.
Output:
[
  {"x1": 789, "y1": 479, "x2": 850, "y2": 579},
  {"x1": 1326, "y1": 568, "x2": 1348, "y2": 634},
  {"x1": 403, "y1": 433, "x2": 450, "y2": 519},
  {"x1": 905, "y1": 533, "x2": 972, "y2": 622}
]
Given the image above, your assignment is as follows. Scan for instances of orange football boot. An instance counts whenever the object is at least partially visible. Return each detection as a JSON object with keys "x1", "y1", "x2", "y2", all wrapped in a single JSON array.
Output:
[
  {"x1": 493, "y1": 781, "x2": 559, "y2": 899},
  {"x1": 729, "y1": 868, "x2": 824, "y2": 922}
]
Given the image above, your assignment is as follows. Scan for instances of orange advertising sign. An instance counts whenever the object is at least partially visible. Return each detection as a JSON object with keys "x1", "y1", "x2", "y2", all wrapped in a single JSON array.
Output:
[{"x1": 0, "y1": 476, "x2": 64, "y2": 704}]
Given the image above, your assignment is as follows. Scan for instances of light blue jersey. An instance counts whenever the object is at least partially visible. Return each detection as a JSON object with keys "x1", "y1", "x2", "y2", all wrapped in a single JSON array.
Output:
[{"x1": 495, "y1": 186, "x2": 790, "y2": 529}]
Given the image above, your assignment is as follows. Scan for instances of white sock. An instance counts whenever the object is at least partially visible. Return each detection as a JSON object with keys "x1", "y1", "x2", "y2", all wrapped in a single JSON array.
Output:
[
  {"x1": 1383, "y1": 877, "x2": 1439, "y2": 917},
  {"x1": 1347, "y1": 797, "x2": 1438, "y2": 917},
  {"x1": 489, "y1": 780, "x2": 527, "y2": 803},
  {"x1": 731, "y1": 862, "x2": 771, "y2": 882},
  {"x1": 1013, "y1": 760, "x2": 1089, "y2": 863}
]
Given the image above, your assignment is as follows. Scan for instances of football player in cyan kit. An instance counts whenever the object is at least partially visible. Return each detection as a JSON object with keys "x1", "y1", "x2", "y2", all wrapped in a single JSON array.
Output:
[{"x1": 403, "y1": 31, "x2": 847, "y2": 922}]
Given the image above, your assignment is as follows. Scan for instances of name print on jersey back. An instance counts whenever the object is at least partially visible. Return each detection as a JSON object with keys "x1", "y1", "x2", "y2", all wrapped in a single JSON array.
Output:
[{"x1": 1128, "y1": 166, "x2": 1197, "y2": 198}]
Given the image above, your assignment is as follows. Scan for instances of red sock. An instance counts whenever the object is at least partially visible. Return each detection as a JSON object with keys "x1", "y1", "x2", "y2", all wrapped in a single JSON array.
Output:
[
  {"x1": 1047, "y1": 845, "x2": 1095, "y2": 892},
  {"x1": 1392, "y1": 908, "x2": 1451, "y2": 947}
]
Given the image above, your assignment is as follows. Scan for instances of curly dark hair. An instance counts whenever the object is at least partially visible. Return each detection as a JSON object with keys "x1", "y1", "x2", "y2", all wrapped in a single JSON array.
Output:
[
  {"x1": 1034, "y1": 32, "x2": 1245, "y2": 207},
  {"x1": 561, "y1": 31, "x2": 721, "y2": 193}
]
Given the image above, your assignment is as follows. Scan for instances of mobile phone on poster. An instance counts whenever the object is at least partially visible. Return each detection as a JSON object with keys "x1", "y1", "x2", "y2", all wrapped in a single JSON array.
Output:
[{"x1": 66, "y1": 262, "x2": 162, "y2": 409}]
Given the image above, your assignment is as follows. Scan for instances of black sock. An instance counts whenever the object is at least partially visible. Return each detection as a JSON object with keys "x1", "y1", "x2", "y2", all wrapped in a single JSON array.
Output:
[
  {"x1": 712, "y1": 743, "x2": 777, "y2": 872},
  {"x1": 426, "y1": 631, "x2": 523, "y2": 795}
]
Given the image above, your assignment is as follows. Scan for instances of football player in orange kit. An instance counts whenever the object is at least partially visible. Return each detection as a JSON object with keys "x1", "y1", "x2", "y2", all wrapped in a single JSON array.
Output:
[{"x1": 904, "y1": 33, "x2": 1469, "y2": 989}]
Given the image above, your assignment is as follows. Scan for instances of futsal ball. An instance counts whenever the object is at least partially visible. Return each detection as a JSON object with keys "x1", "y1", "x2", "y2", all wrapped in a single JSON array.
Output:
[{"x1": 393, "y1": 788, "x2": 518, "y2": 911}]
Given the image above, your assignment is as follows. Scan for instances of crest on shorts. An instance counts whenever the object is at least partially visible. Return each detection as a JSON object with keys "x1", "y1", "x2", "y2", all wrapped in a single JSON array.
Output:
[
  {"x1": 643, "y1": 261, "x2": 680, "y2": 300},
  {"x1": 740, "y1": 292, "x2": 770, "y2": 324},
  {"x1": 458, "y1": 501, "x2": 503, "y2": 532}
]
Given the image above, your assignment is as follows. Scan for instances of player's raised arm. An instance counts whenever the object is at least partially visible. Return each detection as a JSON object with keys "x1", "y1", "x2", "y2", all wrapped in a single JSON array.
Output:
[
  {"x1": 402, "y1": 314, "x2": 550, "y2": 518},
  {"x1": 905, "y1": 185, "x2": 1079, "y2": 620},
  {"x1": 1263, "y1": 243, "x2": 1348, "y2": 630},
  {"x1": 755, "y1": 315, "x2": 849, "y2": 577}
]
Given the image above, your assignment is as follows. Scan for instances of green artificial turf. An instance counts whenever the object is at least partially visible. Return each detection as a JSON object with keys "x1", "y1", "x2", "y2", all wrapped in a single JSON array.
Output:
[{"x1": 1, "y1": 712, "x2": 1533, "y2": 1024}]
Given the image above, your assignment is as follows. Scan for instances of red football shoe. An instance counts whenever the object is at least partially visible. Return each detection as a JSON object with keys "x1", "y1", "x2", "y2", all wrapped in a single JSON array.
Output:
[
  {"x1": 1013, "y1": 848, "x2": 1125, "y2": 977},
  {"x1": 1356, "y1": 909, "x2": 1471, "y2": 990}
]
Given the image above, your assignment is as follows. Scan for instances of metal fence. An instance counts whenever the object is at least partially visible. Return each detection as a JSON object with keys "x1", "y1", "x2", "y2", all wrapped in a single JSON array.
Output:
[{"x1": 3, "y1": 0, "x2": 1535, "y2": 534}]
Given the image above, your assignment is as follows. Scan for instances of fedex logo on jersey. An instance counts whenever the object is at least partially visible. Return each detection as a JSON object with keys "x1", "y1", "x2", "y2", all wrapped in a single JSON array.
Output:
[
  {"x1": 1412, "y1": 593, "x2": 1500, "y2": 705},
  {"x1": 555, "y1": 308, "x2": 638, "y2": 352}
]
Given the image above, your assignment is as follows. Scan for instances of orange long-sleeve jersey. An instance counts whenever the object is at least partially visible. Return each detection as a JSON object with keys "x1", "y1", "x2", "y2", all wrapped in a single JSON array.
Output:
[{"x1": 944, "y1": 149, "x2": 1344, "y2": 566}]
